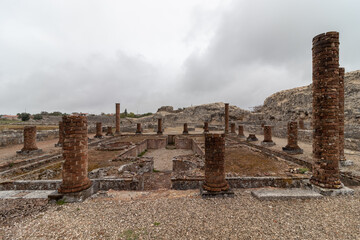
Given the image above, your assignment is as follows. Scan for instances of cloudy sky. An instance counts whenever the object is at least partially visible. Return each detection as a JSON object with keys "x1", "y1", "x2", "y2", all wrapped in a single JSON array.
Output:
[{"x1": 0, "y1": 0, "x2": 359, "y2": 115}]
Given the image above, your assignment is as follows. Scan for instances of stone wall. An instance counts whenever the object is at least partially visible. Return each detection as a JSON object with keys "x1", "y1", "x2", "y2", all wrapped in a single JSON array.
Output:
[{"x1": 0, "y1": 129, "x2": 59, "y2": 147}]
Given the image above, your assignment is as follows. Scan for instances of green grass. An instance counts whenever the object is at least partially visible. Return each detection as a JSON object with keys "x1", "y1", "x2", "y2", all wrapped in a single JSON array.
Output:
[
  {"x1": 137, "y1": 149, "x2": 147, "y2": 157},
  {"x1": 56, "y1": 199, "x2": 65, "y2": 205},
  {"x1": 153, "y1": 168, "x2": 160, "y2": 173},
  {"x1": 298, "y1": 168, "x2": 309, "y2": 174},
  {"x1": 153, "y1": 222, "x2": 160, "y2": 226},
  {"x1": 120, "y1": 229, "x2": 140, "y2": 240}
]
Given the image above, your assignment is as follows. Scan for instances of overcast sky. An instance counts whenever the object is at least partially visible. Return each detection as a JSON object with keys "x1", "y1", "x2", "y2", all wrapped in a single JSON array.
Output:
[{"x1": 0, "y1": 0, "x2": 359, "y2": 115}]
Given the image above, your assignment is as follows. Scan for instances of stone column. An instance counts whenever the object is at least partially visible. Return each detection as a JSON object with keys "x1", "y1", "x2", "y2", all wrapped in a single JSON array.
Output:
[
  {"x1": 225, "y1": 103, "x2": 229, "y2": 134},
  {"x1": 157, "y1": 118, "x2": 163, "y2": 135},
  {"x1": 183, "y1": 123, "x2": 188, "y2": 134},
  {"x1": 339, "y1": 67, "x2": 346, "y2": 164},
  {"x1": 20, "y1": 126, "x2": 39, "y2": 152},
  {"x1": 230, "y1": 123, "x2": 236, "y2": 134},
  {"x1": 55, "y1": 121, "x2": 64, "y2": 147},
  {"x1": 238, "y1": 125, "x2": 245, "y2": 138},
  {"x1": 204, "y1": 122, "x2": 209, "y2": 133},
  {"x1": 115, "y1": 103, "x2": 120, "y2": 134},
  {"x1": 261, "y1": 125, "x2": 275, "y2": 146},
  {"x1": 202, "y1": 134, "x2": 230, "y2": 193},
  {"x1": 136, "y1": 123, "x2": 142, "y2": 134},
  {"x1": 59, "y1": 116, "x2": 92, "y2": 195},
  {"x1": 94, "y1": 122, "x2": 103, "y2": 138},
  {"x1": 282, "y1": 121, "x2": 303, "y2": 154},
  {"x1": 311, "y1": 32, "x2": 341, "y2": 189},
  {"x1": 106, "y1": 126, "x2": 114, "y2": 136}
]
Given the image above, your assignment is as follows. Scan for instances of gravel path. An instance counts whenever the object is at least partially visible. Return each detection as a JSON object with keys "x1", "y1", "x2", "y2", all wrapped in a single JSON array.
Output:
[
  {"x1": 1, "y1": 187, "x2": 360, "y2": 240},
  {"x1": 145, "y1": 149, "x2": 193, "y2": 172}
]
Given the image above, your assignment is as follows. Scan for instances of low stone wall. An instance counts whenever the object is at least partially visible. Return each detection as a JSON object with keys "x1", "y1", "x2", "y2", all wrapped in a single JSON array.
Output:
[
  {"x1": 192, "y1": 140, "x2": 204, "y2": 156},
  {"x1": 171, "y1": 176, "x2": 309, "y2": 190},
  {"x1": 147, "y1": 138, "x2": 167, "y2": 149},
  {"x1": 174, "y1": 137, "x2": 192, "y2": 149},
  {"x1": 117, "y1": 140, "x2": 147, "y2": 158},
  {"x1": 0, "y1": 129, "x2": 59, "y2": 147}
]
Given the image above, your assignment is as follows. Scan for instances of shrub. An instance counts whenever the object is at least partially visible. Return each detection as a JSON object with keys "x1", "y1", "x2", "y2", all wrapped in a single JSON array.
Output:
[
  {"x1": 17, "y1": 113, "x2": 30, "y2": 121},
  {"x1": 33, "y1": 114, "x2": 43, "y2": 120}
]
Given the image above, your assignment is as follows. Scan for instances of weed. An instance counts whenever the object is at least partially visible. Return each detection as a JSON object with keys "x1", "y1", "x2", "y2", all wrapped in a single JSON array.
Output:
[
  {"x1": 298, "y1": 168, "x2": 309, "y2": 174},
  {"x1": 120, "y1": 229, "x2": 140, "y2": 240},
  {"x1": 153, "y1": 222, "x2": 160, "y2": 226},
  {"x1": 8, "y1": 163, "x2": 14, "y2": 168},
  {"x1": 153, "y1": 168, "x2": 160, "y2": 173},
  {"x1": 56, "y1": 199, "x2": 65, "y2": 205},
  {"x1": 137, "y1": 149, "x2": 147, "y2": 157}
]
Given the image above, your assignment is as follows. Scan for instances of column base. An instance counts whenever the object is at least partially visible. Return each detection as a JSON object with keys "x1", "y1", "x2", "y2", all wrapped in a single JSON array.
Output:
[
  {"x1": 246, "y1": 134, "x2": 258, "y2": 142},
  {"x1": 50, "y1": 184, "x2": 95, "y2": 203},
  {"x1": 182, "y1": 132, "x2": 189, "y2": 135},
  {"x1": 54, "y1": 143, "x2": 62, "y2": 147},
  {"x1": 238, "y1": 135, "x2": 246, "y2": 139},
  {"x1": 340, "y1": 160, "x2": 354, "y2": 167},
  {"x1": 200, "y1": 186, "x2": 234, "y2": 198},
  {"x1": 304, "y1": 180, "x2": 354, "y2": 196},
  {"x1": 261, "y1": 141, "x2": 276, "y2": 147},
  {"x1": 282, "y1": 146, "x2": 303, "y2": 155},
  {"x1": 94, "y1": 135, "x2": 103, "y2": 139},
  {"x1": 106, "y1": 133, "x2": 114, "y2": 136}
]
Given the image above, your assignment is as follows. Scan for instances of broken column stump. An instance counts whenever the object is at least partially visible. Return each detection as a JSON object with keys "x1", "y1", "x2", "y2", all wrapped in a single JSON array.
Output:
[
  {"x1": 261, "y1": 125, "x2": 275, "y2": 147},
  {"x1": 157, "y1": 118, "x2": 163, "y2": 135},
  {"x1": 17, "y1": 126, "x2": 42, "y2": 155},
  {"x1": 282, "y1": 121, "x2": 303, "y2": 154},
  {"x1": 115, "y1": 103, "x2": 121, "y2": 135},
  {"x1": 106, "y1": 126, "x2": 114, "y2": 136},
  {"x1": 230, "y1": 123, "x2": 236, "y2": 134},
  {"x1": 57, "y1": 115, "x2": 93, "y2": 202},
  {"x1": 136, "y1": 123, "x2": 142, "y2": 134},
  {"x1": 246, "y1": 133, "x2": 258, "y2": 142},
  {"x1": 183, "y1": 123, "x2": 189, "y2": 134},
  {"x1": 55, "y1": 121, "x2": 64, "y2": 147},
  {"x1": 203, "y1": 122, "x2": 209, "y2": 133},
  {"x1": 238, "y1": 125, "x2": 246, "y2": 138},
  {"x1": 225, "y1": 103, "x2": 229, "y2": 134},
  {"x1": 201, "y1": 133, "x2": 233, "y2": 198},
  {"x1": 94, "y1": 122, "x2": 103, "y2": 138}
]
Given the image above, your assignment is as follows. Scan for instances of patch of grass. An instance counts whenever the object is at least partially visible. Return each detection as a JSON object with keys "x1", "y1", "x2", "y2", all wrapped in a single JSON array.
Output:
[
  {"x1": 137, "y1": 149, "x2": 147, "y2": 157},
  {"x1": 56, "y1": 199, "x2": 65, "y2": 205},
  {"x1": 8, "y1": 162, "x2": 14, "y2": 168},
  {"x1": 153, "y1": 168, "x2": 160, "y2": 173},
  {"x1": 153, "y1": 222, "x2": 160, "y2": 226},
  {"x1": 120, "y1": 229, "x2": 140, "y2": 240},
  {"x1": 298, "y1": 168, "x2": 309, "y2": 174}
]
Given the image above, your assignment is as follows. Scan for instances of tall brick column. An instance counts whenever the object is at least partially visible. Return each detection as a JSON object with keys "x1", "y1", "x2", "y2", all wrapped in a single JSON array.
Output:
[
  {"x1": 238, "y1": 125, "x2": 245, "y2": 138},
  {"x1": 230, "y1": 123, "x2": 236, "y2": 134},
  {"x1": 225, "y1": 103, "x2": 229, "y2": 134},
  {"x1": 157, "y1": 118, "x2": 163, "y2": 135},
  {"x1": 183, "y1": 123, "x2": 188, "y2": 134},
  {"x1": 115, "y1": 103, "x2": 120, "y2": 134},
  {"x1": 94, "y1": 122, "x2": 103, "y2": 138},
  {"x1": 106, "y1": 126, "x2": 114, "y2": 136},
  {"x1": 21, "y1": 126, "x2": 39, "y2": 151},
  {"x1": 136, "y1": 123, "x2": 142, "y2": 134},
  {"x1": 261, "y1": 125, "x2": 275, "y2": 146},
  {"x1": 203, "y1": 134, "x2": 229, "y2": 192},
  {"x1": 311, "y1": 32, "x2": 341, "y2": 189},
  {"x1": 282, "y1": 121, "x2": 303, "y2": 154},
  {"x1": 59, "y1": 116, "x2": 92, "y2": 194},
  {"x1": 339, "y1": 67, "x2": 346, "y2": 163},
  {"x1": 55, "y1": 121, "x2": 64, "y2": 147},
  {"x1": 204, "y1": 122, "x2": 209, "y2": 133}
]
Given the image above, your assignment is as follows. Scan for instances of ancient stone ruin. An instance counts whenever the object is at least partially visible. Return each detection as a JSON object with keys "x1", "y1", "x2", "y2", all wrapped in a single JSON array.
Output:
[
  {"x1": 94, "y1": 122, "x2": 103, "y2": 138},
  {"x1": 203, "y1": 122, "x2": 209, "y2": 133},
  {"x1": 183, "y1": 123, "x2": 188, "y2": 134},
  {"x1": 106, "y1": 126, "x2": 114, "y2": 136},
  {"x1": 115, "y1": 103, "x2": 121, "y2": 134},
  {"x1": 282, "y1": 121, "x2": 303, "y2": 154},
  {"x1": 136, "y1": 123, "x2": 142, "y2": 134},
  {"x1": 17, "y1": 126, "x2": 42, "y2": 155},
  {"x1": 157, "y1": 118, "x2": 163, "y2": 135},
  {"x1": 224, "y1": 103, "x2": 229, "y2": 134},
  {"x1": 261, "y1": 125, "x2": 275, "y2": 147}
]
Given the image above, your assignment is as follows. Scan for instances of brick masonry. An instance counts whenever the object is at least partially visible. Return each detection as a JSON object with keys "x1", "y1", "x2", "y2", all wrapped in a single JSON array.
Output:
[
  {"x1": 157, "y1": 119, "x2": 163, "y2": 135},
  {"x1": 203, "y1": 133, "x2": 229, "y2": 192},
  {"x1": 231, "y1": 123, "x2": 236, "y2": 134},
  {"x1": 262, "y1": 125, "x2": 275, "y2": 146},
  {"x1": 238, "y1": 125, "x2": 245, "y2": 137},
  {"x1": 310, "y1": 31, "x2": 342, "y2": 189},
  {"x1": 339, "y1": 67, "x2": 346, "y2": 162},
  {"x1": 247, "y1": 134, "x2": 258, "y2": 142},
  {"x1": 106, "y1": 126, "x2": 114, "y2": 136},
  {"x1": 94, "y1": 122, "x2": 103, "y2": 138},
  {"x1": 183, "y1": 123, "x2": 188, "y2": 134},
  {"x1": 298, "y1": 119, "x2": 305, "y2": 130},
  {"x1": 21, "y1": 126, "x2": 39, "y2": 151},
  {"x1": 136, "y1": 123, "x2": 142, "y2": 134},
  {"x1": 204, "y1": 122, "x2": 209, "y2": 133},
  {"x1": 59, "y1": 115, "x2": 92, "y2": 193},
  {"x1": 282, "y1": 121, "x2": 303, "y2": 154},
  {"x1": 115, "y1": 103, "x2": 120, "y2": 134},
  {"x1": 225, "y1": 103, "x2": 229, "y2": 134}
]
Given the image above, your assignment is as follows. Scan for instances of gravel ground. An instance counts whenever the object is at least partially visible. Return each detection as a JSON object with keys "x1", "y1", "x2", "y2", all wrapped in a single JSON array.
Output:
[{"x1": 1, "y1": 187, "x2": 360, "y2": 240}]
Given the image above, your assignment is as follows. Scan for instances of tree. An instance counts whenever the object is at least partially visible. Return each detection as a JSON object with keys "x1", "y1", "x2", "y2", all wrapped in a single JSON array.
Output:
[
  {"x1": 17, "y1": 113, "x2": 30, "y2": 121},
  {"x1": 124, "y1": 109, "x2": 128, "y2": 116},
  {"x1": 33, "y1": 114, "x2": 43, "y2": 120}
]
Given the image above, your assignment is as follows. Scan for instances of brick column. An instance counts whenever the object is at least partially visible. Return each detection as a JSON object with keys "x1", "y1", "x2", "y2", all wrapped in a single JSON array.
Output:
[
  {"x1": 203, "y1": 134, "x2": 229, "y2": 192},
  {"x1": 225, "y1": 103, "x2": 229, "y2": 134},
  {"x1": 203, "y1": 122, "x2": 209, "y2": 133},
  {"x1": 183, "y1": 123, "x2": 188, "y2": 134},
  {"x1": 59, "y1": 116, "x2": 92, "y2": 194},
  {"x1": 261, "y1": 125, "x2": 275, "y2": 146},
  {"x1": 310, "y1": 32, "x2": 341, "y2": 189},
  {"x1": 94, "y1": 122, "x2": 103, "y2": 138},
  {"x1": 246, "y1": 133, "x2": 258, "y2": 142},
  {"x1": 282, "y1": 121, "x2": 303, "y2": 154},
  {"x1": 21, "y1": 126, "x2": 38, "y2": 151},
  {"x1": 55, "y1": 121, "x2": 64, "y2": 147},
  {"x1": 339, "y1": 67, "x2": 346, "y2": 163},
  {"x1": 136, "y1": 123, "x2": 142, "y2": 134},
  {"x1": 230, "y1": 123, "x2": 236, "y2": 134},
  {"x1": 298, "y1": 119, "x2": 305, "y2": 130},
  {"x1": 106, "y1": 126, "x2": 113, "y2": 136},
  {"x1": 238, "y1": 125, "x2": 245, "y2": 138},
  {"x1": 157, "y1": 118, "x2": 163, "y2": 135},
  {"x1": 115, "y1": 103, "x2": 120, "y2": 134}
]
